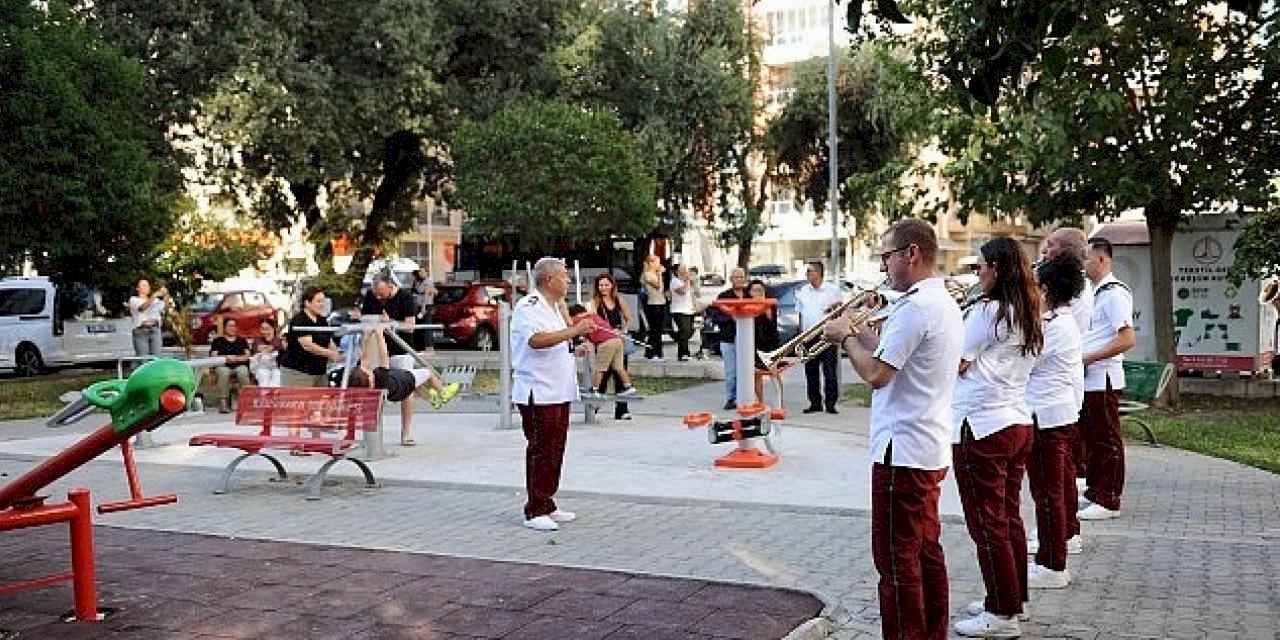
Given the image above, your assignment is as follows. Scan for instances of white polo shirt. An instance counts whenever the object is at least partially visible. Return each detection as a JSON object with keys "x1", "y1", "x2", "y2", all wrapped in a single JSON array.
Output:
[
  {"x1": 1068, "y1": 280, "x2": 1093, "y2": 336},
  {"x1": 870, "y1": 277, "x2": 964, "y2": 470},
  {"x1": 1026, "y1": 310, "x2": 1084, "y2": 429},
  {"x1": 1082, "y1": 273, "x2": 1133, "y2": 391},
  {"x1": 796, "y1": 282, "x2": 844, "y2": 332},
  {"x1": 669, "y1": 276, "x2": 694, "y2": 314},
  {"x1": 952, "y1": 300, "x2": 1035, "y2": 441},
  {"x1": 510, "y1": 290, "x2": 579, "y2": 405},
  {"x1": 128, "y1": 295, "x2": 165, "y2": 329}
]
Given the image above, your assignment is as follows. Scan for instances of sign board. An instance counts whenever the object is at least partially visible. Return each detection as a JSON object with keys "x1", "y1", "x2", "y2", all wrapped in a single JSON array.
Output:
[{"x1": 1169, "y1": 228, "x2": 1261, "y2": 372}]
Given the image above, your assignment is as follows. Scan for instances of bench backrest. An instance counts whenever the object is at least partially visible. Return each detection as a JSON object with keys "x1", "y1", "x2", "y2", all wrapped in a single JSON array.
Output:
[
  {"x1": 235, "y1": 387, "x2": 385, "y2": 438},
  {"x1": 1122, "y1": 360, "x2": 1173, "y2": 403}
]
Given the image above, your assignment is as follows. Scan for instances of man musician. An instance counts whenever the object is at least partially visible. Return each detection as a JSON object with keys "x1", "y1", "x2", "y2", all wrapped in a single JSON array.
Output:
[{"x1": 824, "y1": 219, "x2": 964, "y2": 640}]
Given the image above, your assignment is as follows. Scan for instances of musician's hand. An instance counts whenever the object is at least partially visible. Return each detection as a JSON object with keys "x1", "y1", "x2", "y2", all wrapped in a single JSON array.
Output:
[{"x1": 822, "y1": 311, "x2": 853, "y2": 345}]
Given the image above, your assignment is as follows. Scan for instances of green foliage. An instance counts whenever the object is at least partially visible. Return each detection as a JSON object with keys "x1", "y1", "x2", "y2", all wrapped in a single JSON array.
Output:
[
  {"x1": 453, "y1": 99, "x2": 656, "y2": 249},
  {"x1": 152, "y1": 198, "x2": 275, "y2": 306},
  {"x1": 0, "y1": 0, "x2": 177, "y2": 289},
  {"x1": 1229, "y1": 205, "x2": 1280, "y2": 286},
  {"x1": 765, "y1": 44, "x2": 930, "y2": 235}
]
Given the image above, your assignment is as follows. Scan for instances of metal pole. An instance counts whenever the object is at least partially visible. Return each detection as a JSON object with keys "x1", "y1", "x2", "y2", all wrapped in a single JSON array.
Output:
[
  {"x1": 827, "y1": 0, "x2": 840, "y2": 282},
  {"x1": 498, "y1": 301, "x2": 513, "y2": 430}
]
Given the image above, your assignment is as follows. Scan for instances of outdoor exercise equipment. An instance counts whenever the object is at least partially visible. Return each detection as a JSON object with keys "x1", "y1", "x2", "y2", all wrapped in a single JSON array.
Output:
[
  {"x1": 682, "y1": 298, "x2": 781, "y2": 469},
  {"x1": 0, "y1": 358, "x2": 202, "y2": 622}
]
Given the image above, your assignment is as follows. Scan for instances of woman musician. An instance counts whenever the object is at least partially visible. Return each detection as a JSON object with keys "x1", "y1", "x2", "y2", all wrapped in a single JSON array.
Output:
[{"x1": 951, "y1": 237, "x2": 1044, "y2": 638}]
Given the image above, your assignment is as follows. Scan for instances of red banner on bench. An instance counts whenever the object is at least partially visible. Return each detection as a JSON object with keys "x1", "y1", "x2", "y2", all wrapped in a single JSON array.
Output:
[{"x1": 235, "y1": 387, "x2": 384, "y2": 432}]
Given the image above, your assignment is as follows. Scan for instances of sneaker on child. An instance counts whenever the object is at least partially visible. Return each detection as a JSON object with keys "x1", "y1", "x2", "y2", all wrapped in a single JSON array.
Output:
[{"x1": 617, "y1": 386, "x2": 638, "y2": 397}]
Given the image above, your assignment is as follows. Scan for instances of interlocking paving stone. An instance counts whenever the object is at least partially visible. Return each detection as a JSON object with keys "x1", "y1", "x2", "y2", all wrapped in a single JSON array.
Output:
[{"x1": 0, "y1": 527, "x2": 821, "y2": 639}]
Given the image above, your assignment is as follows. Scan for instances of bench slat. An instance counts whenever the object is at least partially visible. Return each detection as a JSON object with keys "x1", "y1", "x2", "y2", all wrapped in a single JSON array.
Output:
[
  {"x1": 190, "y1": 434, "x2": 358, "y2": 455},
  {"x1": 235, "y1": 387, "x2": 385, "y2": 432}
]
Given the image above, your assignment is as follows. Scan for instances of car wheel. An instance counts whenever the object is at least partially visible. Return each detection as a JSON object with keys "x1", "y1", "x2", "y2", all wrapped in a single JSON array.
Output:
[
  {"x1": 15, "y1": 344, "x2": 44, "y2": 377},
  {"x1": 473, "y1": 326, "x2": 496, "y2": 352}
]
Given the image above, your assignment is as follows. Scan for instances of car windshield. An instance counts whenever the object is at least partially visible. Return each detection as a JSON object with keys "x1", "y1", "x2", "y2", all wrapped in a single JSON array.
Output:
[
  {"x1": 190, "y1": 293, "x2": 223, "y2": 313},
  {"x1": 434, "y1": 287, "x2": 469, "y2": 305}
]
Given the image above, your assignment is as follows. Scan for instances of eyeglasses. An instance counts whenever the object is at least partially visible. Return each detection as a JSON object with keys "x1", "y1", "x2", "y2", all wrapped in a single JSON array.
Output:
[{"x1": 878, "y1": 245, "x2": 911, "y2": 263}]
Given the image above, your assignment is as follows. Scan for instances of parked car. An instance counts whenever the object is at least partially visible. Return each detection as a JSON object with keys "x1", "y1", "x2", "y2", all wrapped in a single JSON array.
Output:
[
  {"x1": 700, "y1": 279, "x2": 808, "y2": 357},
  {"x1": 0, "y1": 276, "x2": 135, "y2": 375},
  {"x1": 189, "y1": 290, "x2": 280, "y2": 345},
  {"x1": 748, "y1": 264, "x2": 788, "y2": 281},
  {"x1": 430, "y1": 281, "x2": 513, "y2": 351}
]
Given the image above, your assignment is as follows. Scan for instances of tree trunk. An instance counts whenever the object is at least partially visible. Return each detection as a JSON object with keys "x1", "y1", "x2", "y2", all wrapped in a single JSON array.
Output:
[
  {"x1": 1146, "y1": 214, "x2": 1180, "y2": 406},
  {"x1": 345, "y1": 131, "x2": 425, "y2": 293}
]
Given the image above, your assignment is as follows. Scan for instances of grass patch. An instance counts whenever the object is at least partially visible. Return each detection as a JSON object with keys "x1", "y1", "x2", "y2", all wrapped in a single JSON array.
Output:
[
  {"x1": 839, "y1": 383, "x2": 873, "y2": 407},
  {"x1": 0, "y1": 372, "x2": 115, "y2": 421},
  {"x1": 468, "y1": 370, "x2": 706, "y2": 396},
  {"x1": 1125, "y1": 395, "x2": 1280, "y2": 475}
]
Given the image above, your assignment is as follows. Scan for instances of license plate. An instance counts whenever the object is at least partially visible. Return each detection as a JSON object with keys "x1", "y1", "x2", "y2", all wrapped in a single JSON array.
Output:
[{"x1": 86, "y1": 324, "x2": 116, "y2": 334}]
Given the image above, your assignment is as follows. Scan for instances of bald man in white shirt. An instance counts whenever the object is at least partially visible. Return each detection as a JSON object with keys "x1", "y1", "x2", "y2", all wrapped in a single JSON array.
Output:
[{"x1": 511, "y1": 258, "x2": 594, "y2": 532}]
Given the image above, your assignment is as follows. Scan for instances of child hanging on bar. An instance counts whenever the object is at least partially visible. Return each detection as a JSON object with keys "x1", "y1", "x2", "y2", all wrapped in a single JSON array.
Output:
[
  {"x1": 567, "y1": 303, "x2": 638, "y2": 398},
  {"x1": 335, "y1": 326, "x2": 461, "y2": 446}
]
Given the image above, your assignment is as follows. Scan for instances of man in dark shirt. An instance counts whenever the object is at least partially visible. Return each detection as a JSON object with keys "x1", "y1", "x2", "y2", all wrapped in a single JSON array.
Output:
[
  {"x1": 355, "y1": 275, "x2": 417, "y2": 355},
  {"x1": 208, "y1": 318, "x2": 253, "y2": 413}
]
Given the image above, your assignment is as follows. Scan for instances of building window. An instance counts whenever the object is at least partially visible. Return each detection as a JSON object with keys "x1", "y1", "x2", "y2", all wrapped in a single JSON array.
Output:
[
  {"x1": 415, "y1": 202, "x2": 452, "y2": 227},
  {"x1": 401, "y1": 241, "x2": 431, "y2": 265}
]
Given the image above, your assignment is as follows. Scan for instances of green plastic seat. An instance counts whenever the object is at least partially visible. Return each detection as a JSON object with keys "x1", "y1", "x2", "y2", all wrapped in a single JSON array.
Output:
[{"x1": 1118, "y1": 360, "x2": 1174, "y2": 446}]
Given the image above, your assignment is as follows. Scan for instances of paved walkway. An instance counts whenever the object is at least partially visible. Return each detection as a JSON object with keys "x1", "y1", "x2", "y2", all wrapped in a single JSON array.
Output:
[
  {"x1": 1, "y1": 526, "x2": 822, "y2": 639},
  {"x1": 1, "y1": 372, "x2": 1278, "y2": 639}
]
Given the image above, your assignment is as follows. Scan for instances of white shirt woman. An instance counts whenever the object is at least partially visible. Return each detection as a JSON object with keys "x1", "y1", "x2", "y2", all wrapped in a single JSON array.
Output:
[
  {"x1": 1026, "y1": 310, "x2": 1084, "y2": 429},
  {"x1": 952, "y1": 299, "x2": 1036, "y2": 442}
]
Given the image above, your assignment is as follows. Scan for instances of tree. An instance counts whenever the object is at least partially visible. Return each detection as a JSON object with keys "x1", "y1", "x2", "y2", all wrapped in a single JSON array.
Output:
[
  {"x1": 0, "y1": 0, "x2": 177, "y2": 289},
  {"x1": 765, "y1": 43, "x2": 930, "y2": 240},
  {"x1": 885, "y1": 1, "x2": 1280, "y2": 403},
  {"x1": 1229, "y1": 204, "x2": 1280, "y2": 286},
  {"x1": 79, "y1": 0, "x2": 582, "y2": 290},
  {"x1": 574, "y1": 0, "x2": 761, "y2": 265},
  {"x1": 453, "y1": 99, "x2": 657, "y2": 249}
]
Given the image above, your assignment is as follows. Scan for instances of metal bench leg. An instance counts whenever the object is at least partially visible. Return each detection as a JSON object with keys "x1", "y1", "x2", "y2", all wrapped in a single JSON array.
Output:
[
  {"x1": 215, "y1": 450, "x2": 285, "y2": 494},
  {"x1": 303, "y1": 458, "x2": 343, "y2": 501},
  {"x1": 345, "y1": 457, "x2": 380, "y2": 489},
  {"x1": 260, "y1": 453, "x2": 289, "y2": 483},
  {"x1": 1128, "y1": 417, "x2": 1159, "y2": 447},
  {"x1": 584, "y1": 402, "x2": 597, "y2": 425}
]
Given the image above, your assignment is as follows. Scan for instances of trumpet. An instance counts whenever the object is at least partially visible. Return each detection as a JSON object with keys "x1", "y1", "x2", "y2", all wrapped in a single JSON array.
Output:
[{"x1": 757, "y1": 288, "x2": 890, "y2": 370}]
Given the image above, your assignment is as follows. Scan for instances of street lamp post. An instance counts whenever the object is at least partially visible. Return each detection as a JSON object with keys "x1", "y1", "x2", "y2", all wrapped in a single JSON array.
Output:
[{"x1": 827, "y1": 0, "x2": 840, "y2": 282}]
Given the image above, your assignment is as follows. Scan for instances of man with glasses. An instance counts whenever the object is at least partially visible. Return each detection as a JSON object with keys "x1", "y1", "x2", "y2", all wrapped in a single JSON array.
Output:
[{"x1": 824, "y1": 218, "x2": 964, "y2": 640}]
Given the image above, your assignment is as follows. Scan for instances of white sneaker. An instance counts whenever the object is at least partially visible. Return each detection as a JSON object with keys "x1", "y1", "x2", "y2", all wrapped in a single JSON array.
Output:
[
  {"x1": 548, "y1": 509, "x2": 576, "y2": 523},
  {"x1": 954, "y1": 611, "x2": 1022, "y2": 638},
  {"x1": 1078, "y1": 503, "x2": 1120, "y2": 520},
  {"x1": 617, "y1": 412, "x2": 633, "y2": 420},
  {"x1": 523, "y1": 515, "x2": 559, "y2": 531},
  {"x1": 965, "y1": 601, "x2": 1031, "y2": 622},
  {"x1": 617, "y1": 386, "x2": 638, "y2": 397},
  {"x1": 1028, "y1": 562, "x2": 1071, "y2": 589},
  {"x1": 1028, "y1": 533, "x2": 1083, "y2": 555}
]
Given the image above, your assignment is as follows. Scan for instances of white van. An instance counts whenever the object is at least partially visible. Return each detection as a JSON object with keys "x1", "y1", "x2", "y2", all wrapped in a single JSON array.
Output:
[{"x1": 0, "y1": 276, "x2": 135, "y2": 375}]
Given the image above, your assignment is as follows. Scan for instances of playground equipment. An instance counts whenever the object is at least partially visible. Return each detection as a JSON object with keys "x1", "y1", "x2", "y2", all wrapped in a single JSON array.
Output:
[
  {"x1": 0, "y1": 358, "x2": 202, "y2": 622},
  {"x1": 683, "y1": 298, "x2": 782, "y2": 469}
]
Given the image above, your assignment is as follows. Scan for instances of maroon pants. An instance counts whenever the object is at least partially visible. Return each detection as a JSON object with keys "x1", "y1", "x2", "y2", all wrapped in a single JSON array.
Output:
[
  {"x1": 953, "y1": 424, "x2": 1032, "y2": 617},
  {"x1": 1028, "y1": 424, "x2": 1077, "y2": 571},
  {"x1": 517, "y1": 401, "x2": 570, "y2": 519},
  {"x1": 1063, "y1": 427, "x2": 1081, "y2": 539},
  {"x1": 1079, "y1": 383, "x2": 1125, "y2": 511},
  {"x1": 871, "y1": 463, "x2": 949, "y2": 640}
]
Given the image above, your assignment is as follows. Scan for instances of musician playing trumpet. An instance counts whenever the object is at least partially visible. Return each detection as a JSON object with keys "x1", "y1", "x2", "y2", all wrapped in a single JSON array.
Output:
[{"x1": 823, "y1": 219, "x2": 963, "y2": 640}]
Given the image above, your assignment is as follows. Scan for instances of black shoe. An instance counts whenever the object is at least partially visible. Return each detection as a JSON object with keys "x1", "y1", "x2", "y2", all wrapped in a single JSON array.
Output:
[
  {"x1": 825, "y1": 407, "x2": 838, "y2": 415},
  {"x1": 803, "y1": 405, "x2": 822, "y2": 414},
  {"x1": 723, "y1": 400, "x2": 737, "y2": 410}
]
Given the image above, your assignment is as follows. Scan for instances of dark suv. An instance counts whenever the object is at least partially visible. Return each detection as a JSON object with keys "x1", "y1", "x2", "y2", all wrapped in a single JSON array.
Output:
[{"x1": 430, "y1": 281, "x2": 514, "y2": 350}]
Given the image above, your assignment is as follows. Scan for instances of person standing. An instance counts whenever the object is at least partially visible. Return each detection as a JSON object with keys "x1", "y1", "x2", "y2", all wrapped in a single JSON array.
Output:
[
  {"x1": 1077, "y1": 237, "x2": 1136, "y2": 521},
  {"x1": 279, "y1": 287, "x2": 342, "y2": 388},
  {"x1": 950, "y1": 238, "x2": 1043, "y2": 638},
  {"x1": 208, "y1": 318, "x2": 253, "y2": 413},
  {"x1": 512, "y1": 257, "x2": 594, "y2": 532},
  {"x1": 823, "y1": 219, "x2": 963, "y2": 640},
  {"x1": 715, "y1": 268, "x2": 749, "y2": 410},
  {"x1": 1025, "y1": 254, "x2": 1086, "y2": 590},
  {"x1": 128, "y1": 278, "x2": 168, "y2": 359},
  {"x1": 589, "y1": 273, "x2": 636, "y2": 420},
  {"x1": 669, "y1": 264, "x2": 695, "y2": 361},
  {"x1": 640, "y1": 255, "x2": 667, "y2": 361},
  {"x1": 410, "y1": 268, "x2": 437, "y2": 350},
  {"x1": 356, "y1": 275, "x2": 417, "y2": 357},
  {"x1": 796, "y1": 261, "x2": 844, "y2": 414}
]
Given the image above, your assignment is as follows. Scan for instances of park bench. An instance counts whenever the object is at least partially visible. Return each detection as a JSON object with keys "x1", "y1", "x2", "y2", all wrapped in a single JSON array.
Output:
[
  {"x1": 573, "y1": 355, "x2": 645, "y2": 424},
  {"x1": 189, "y1": 386, "x2": 385, "y2": 500},
  {"x1": 1120, "y1": 360, "x2": 1174, "y2": 446}
]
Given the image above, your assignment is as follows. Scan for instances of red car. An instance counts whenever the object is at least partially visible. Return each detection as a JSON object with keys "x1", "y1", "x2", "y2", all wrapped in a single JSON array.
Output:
[
  {"x1": 430, "y1": 281, "x2": 514, "y2": 351},
  {"x1": 189, "y1": 290, "x2": 280, "y2": 345}
]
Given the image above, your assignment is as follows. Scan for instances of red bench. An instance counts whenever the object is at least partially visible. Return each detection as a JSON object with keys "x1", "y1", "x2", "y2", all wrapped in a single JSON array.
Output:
[{"x1": 189, "y1": 386, "x2": 386, "y2": 500}]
